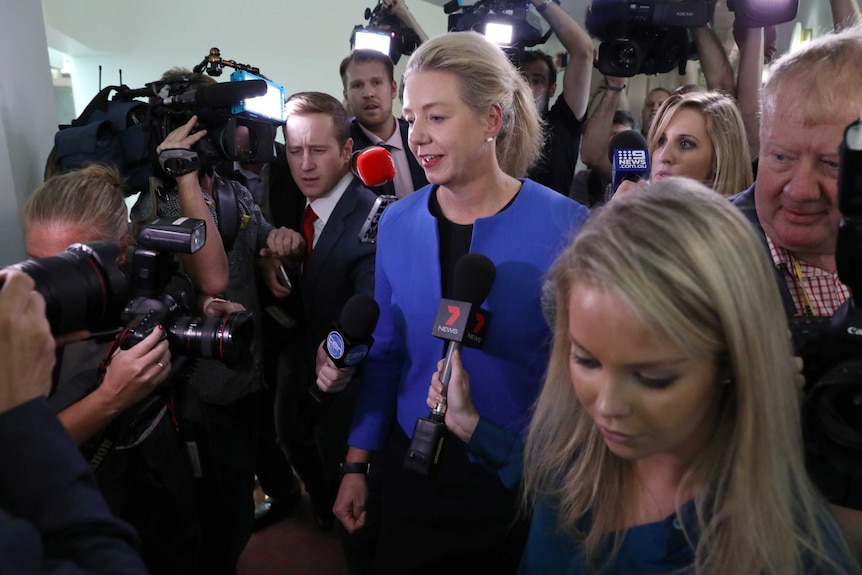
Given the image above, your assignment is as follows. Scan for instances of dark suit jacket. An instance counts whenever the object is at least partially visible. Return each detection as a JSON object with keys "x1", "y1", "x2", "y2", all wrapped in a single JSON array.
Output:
[
  {"x1": 349, "y1": 117, "x2": 428, "y2": 196},
  {"x1": 268, "y1": 174, "x2": 377, "y2": 348}
]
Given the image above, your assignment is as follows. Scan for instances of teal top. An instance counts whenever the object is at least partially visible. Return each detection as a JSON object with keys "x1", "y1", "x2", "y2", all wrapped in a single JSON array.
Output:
[{"x1": 467, "y1": 417, "x2": 861, "y2": 575}]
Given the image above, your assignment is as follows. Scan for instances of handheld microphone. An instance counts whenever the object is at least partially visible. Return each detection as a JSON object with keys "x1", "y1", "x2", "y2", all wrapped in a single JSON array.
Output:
[
  {"x1": 350, "y1": 145, "x2": 396, "y2": 187},
  {"x1": 404, "y1": 253, "x2": 496, "y2": 477},
  {"x1": 161, "y1": 79, "x2": 267, "y2": 108},
  {"x1": 608, "y1": 129, "x2": 650, "y2": 195},
  {"x1": 308, "y1": 293, "x2": 380, "y2": 404}
]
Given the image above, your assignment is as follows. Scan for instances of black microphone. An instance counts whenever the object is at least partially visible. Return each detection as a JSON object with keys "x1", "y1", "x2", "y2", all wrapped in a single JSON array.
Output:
[
  {"x1": 608, "y1": 129, "x2": 650, "y2": 195},
  {"x1": 161, "y1": 79, "x2": 267, "y2": 107},
  {"x1": 308, "y1": 293, "x2": 380, "y2": 404},
  {"x1": 404, "y1": 253, "x2": 496, "y2": 477},
  {"x1": 433, "y1": 253, "x2": 495, "y2": 387}
]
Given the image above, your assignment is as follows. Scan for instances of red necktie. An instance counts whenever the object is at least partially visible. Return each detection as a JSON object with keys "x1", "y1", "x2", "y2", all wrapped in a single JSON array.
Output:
[{"x1": 302, "y1": 204, "x2": 318, "y2": 262}]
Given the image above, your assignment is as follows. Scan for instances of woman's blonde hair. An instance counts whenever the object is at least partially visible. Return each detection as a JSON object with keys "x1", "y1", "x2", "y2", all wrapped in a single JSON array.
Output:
[
  {"x1": 403, "y1": 31, "x2": 543, "y2": 177},
  {"x1": 23, "y1": 164, "x2": 129, "y2": 243},
  {"x1": 524, "y1": 177, "x2": 855, "y2": 574},
  {"x1": 647, "y1": 91, "x2": 752, "y2": 197}
]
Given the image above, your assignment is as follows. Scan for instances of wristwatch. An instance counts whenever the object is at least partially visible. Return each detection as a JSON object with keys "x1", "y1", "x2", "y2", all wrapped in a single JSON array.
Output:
[{"x1": 338, "y1": 461, "x2": 371, "y2": 477}]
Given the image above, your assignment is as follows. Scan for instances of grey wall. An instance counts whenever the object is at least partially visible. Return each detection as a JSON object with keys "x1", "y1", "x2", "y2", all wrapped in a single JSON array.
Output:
[{"x1": 0, "y1": 1, "x2": 58, "y2": 266}]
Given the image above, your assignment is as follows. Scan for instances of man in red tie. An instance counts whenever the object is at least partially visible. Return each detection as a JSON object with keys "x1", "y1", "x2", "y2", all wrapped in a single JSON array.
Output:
[{"x1": 274, "y1": 92, "x2": 379, "y2": 548}]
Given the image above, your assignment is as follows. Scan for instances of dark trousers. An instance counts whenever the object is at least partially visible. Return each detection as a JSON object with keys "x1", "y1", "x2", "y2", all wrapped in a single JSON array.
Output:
[
  {"x1": 372, "y1": 426, "x2": 529, "y2": 575},
  {"x1": 197, "y1": 395, "x2": 257, "y2": 575}
]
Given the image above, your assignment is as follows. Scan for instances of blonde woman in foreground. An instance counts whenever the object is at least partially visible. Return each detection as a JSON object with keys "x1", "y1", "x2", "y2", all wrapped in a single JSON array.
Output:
[{"x1": 429, "y1": 178, "x2": 860, "y2": 574}]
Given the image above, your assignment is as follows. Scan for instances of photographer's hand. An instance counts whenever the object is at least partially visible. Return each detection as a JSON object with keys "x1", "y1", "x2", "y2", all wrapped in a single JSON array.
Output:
[
  {"x1": 56, "y1": 327, "x2": 171, "y2": 445},
  {"x1": 0, "y1": 270, "x2": 55, "y2": 415},
  {"x1": 201, "y1": 297, "x2": 246, "y2": 318}
]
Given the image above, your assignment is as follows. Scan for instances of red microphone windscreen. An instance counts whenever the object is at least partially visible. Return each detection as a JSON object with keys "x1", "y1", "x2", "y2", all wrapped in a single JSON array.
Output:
[{"x1": 354, "y1": 146, "x2": 396, "y2": 187}]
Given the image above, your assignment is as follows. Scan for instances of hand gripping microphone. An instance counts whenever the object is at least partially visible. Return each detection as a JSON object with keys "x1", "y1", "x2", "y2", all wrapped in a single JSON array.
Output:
[
  {"x1": 350, "y1": 145, "x2": 396, "y2": 187},
  {"x1": 608, "y1": 129, "x2": 650, "y2": 195},
  {"x1": 308, "y1": 293, "x2": 381, "y2": 404},
  {"x1": 404, "y1": 253, "x2": 496, "y2": 477}
]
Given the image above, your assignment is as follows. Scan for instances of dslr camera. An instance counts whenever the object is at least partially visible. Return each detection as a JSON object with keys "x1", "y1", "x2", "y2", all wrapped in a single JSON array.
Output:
[
  {"x1": 792, "y1": 118, "x2": 862, "y2": 481},
  {"x1": 9, "y1": 218, "x2": 253, "y2": 368}
]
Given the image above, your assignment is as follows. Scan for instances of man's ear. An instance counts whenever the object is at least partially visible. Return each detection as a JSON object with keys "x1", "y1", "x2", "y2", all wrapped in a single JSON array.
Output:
[{"x1": 548, "y1": 81, "x2": 558, "y2": 99}]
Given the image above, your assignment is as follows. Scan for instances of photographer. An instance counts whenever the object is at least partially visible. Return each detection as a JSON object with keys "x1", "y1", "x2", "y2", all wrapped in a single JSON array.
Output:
[
  {"x1": 729, "y1": 18, "x2": 862, "y2": 517},
  {"x1": 21, "y1": 164, "x2": 205, "y2": 574},
  {"x1": 0, "y1": 270, "x2": 148, "y2": 573},
  {"x1": 155, "y1": 83, "x2": 305, "y2": 572}
]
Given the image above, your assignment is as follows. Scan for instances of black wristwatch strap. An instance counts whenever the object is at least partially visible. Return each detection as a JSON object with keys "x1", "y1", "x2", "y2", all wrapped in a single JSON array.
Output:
[{"x1": 339, "y1": 461, "x2": 371, "y2": 477}]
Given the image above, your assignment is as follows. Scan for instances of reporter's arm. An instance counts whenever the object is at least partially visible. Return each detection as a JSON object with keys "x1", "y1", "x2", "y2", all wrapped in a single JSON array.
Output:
[
  {"x1": 386, "y1": 0, "x2": 429, "y2": 44},
  {"x1": 831, "y1": 0, "x2": 862, "y2": 30},
  {"x1": 735, "y1": 26, "x2": 764, "y2": 157}
]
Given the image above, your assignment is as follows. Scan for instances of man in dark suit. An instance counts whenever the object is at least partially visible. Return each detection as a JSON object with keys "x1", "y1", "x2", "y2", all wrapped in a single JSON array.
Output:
[
  {"x1": 340, "y1": 49, "x2": 428, "y2": 198},
  {"x1": 270, "y1": 92, "x2": 378, "y2": 550}
]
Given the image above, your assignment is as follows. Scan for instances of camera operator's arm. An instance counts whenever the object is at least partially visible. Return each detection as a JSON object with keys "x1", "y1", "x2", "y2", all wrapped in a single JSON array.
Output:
[
  {"x1": 535, "y1": 0, "x2": 594, "y2": 119},
  {"x1": 384, "y1": 0, "x2": 429, "y2": 44},
  {"x1": 734, "y1": 25, "x2": 764, "y2": 157},
  {"x1": 57, "y1": 329, "x2": 171, "y2": 446},
  {"x1": 831, "y1": 0, "x2": 862, "y2": 30},
  {"x1": 157, "y1": 115, "x2": 229, "y2": 296},
  {"x1": 580, "y1": 77, "x2": 627, "y2": 181},
  {"x1": 0, "y1": 270, "x2": 54, "y2": 413},
  {"x1": 692, "y1": 25, "x2": 735, "y2": 94}
]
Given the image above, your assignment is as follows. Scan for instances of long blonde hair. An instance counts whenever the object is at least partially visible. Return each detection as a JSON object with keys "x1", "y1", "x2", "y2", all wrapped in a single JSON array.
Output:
[
  {"x1": 647, "y1": 91, "x2": 752, "y2": 197},
  {"x1": 524, "y1": 177, "x2": 855, "y2": 574},
  {"x1": 403, "y1": 32, "x2": 543, "y2": 177}
]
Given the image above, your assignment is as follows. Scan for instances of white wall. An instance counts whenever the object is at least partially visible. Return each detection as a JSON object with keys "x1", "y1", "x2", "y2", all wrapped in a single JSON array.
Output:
[
  {"x1": 0, "y1": 1, "x2": 57, "y2": 266},
  {"x1": 41, "y1": 0, "x2": 450, "y2": 118}
]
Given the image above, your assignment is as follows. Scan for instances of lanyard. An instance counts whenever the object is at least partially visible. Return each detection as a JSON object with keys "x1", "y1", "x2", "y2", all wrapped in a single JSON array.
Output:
[{"x1": 789, "y1": 253, "x2": 815, "y2": 317}]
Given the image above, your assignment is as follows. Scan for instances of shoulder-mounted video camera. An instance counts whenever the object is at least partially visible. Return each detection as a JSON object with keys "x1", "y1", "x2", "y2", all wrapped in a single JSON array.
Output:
[
  {"x1": 445, "y1": 0, "x2": 553, "y2": 65},
  {"x1": 7, "y1": 218, "x2": 253, "y2": 368},
  {"x1": 351, "y1": 1, "x2": 422, "y2": 65},
  {"x1": 792, "y1": 119, "x2": 862, "y2": 481},
  {"x1": 584, "y1": 0, "x2": 715, "y2": 77},
  {"x1": 51, "y1": 49, "x2": 286, "y2": 197}
]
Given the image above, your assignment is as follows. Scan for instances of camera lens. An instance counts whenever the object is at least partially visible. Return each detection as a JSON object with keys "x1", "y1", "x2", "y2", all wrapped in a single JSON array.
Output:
[
  {"x1": 12, "y1": 241, "x2": 130, "y2": 335},
  {"x1": 168, "y1": 311, "x2": 254, "y2": 368}
]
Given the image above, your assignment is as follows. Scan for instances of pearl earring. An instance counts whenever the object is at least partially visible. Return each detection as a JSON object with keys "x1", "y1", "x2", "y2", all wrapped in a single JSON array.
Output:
[{"x1": 486, "y1": 136, "x2": 494, "y2": 142}]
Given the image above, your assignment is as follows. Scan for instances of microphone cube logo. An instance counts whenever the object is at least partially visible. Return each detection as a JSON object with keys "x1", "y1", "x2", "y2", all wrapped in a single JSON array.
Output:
[
  {"x1": 616, "y1": 149, "x2": 648, "y2": 170},
  {"x1": 326, "y1": 331, "x2": 346, "y2": 360}
]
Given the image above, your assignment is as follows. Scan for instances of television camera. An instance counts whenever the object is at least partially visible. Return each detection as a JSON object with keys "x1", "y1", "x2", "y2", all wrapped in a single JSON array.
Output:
[
  {"x1": 445, "y1": 0, "x2": 553, "y2": 64},
  {"x1": 351, "y1": 1, "x2": 422, "y2": 64},
  {"x1": 584, "y1": 0, "x2": 715, "y2": 77},
  {"x1": 52, "y1": 49, "x2": 286, "y2": 198}
]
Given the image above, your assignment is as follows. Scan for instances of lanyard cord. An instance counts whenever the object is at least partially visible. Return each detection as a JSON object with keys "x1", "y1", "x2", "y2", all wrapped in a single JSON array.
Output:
[{"x1": 789, "y1": 253, "x2": 815, "y2": 317}]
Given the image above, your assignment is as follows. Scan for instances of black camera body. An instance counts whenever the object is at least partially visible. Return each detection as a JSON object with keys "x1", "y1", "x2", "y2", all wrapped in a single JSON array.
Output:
[
  {"x1": 585, "y1": 0, "x2": 715, "y2": 77},
  {"x1": 9, "y1": 218, "x2": 253, "y2": 368},
  {"x1": 792, "y1": 119, "x2": 862, "y2": 481}
]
